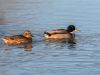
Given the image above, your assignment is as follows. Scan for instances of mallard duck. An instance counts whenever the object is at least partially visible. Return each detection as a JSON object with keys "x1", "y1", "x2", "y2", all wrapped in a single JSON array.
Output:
[
  {"x1": 3, "y1": 30, "x2": 32, "y2": 45},
  {"x1": 44, "y1": 25, "x2": 79, "y2": 41}
]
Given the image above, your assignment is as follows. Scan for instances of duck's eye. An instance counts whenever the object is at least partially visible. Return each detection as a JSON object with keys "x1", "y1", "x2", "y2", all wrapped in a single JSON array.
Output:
[{"x1": 25, "y1": 32, "x2": 29, "y2": 35}]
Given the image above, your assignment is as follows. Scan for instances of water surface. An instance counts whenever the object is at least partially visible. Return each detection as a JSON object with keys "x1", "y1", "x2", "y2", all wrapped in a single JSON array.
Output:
[{"x1": 0, "y1": 0, "x2": 100, "y2": 75}]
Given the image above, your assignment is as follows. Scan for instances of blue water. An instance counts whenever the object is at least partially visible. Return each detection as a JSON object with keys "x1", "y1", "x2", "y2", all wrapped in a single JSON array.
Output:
[{"x1": 0, "y1": 0, "x2": 100, "y2": 75}]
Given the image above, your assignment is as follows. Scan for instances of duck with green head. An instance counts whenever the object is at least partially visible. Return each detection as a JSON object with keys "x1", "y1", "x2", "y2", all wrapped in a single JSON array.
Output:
[
  {"x1": 44, "y1": 25, "x2": 79, "y2": 41},
  {"x1": 3, "y1": 30, "x2": 32, "y2": 45}
]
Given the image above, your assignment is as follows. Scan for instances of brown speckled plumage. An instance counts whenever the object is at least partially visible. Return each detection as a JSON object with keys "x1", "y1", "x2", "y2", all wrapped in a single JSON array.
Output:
[{"x1": 3, "y1": 31, "x2": 32, "y2": 45}]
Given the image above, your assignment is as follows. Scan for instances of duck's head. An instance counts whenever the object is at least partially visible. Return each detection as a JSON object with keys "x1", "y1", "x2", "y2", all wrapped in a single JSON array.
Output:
[
  {"x1": 23, "y1": 31, "x2": 32, "y2": 38},
  {"x1": 67, "y1": 25, "x2": 79, "y2": 32}
]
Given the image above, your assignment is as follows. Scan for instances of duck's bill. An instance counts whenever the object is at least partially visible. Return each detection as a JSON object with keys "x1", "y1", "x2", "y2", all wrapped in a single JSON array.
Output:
[{"x1": 74, "y1": 28, "x2": 80, "y2": 32}]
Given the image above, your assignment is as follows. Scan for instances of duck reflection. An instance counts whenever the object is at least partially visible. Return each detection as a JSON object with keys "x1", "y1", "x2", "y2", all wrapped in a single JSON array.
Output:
[
  {"x1": 44, "y1": 38, "x2": 77, "y2": 50},
  {"x1": 3, "y1": 43, "x2": 33, "y2": 51},
  {"x1": 24, "y1": 43, "x2": 33, "y2": 51},
  {"x1": 44, "y1": 38, "x2": 76, "y2": 44}
]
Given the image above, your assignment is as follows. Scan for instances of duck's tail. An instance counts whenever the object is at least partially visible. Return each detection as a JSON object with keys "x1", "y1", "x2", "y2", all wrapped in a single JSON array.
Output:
[
  {"x1": 2, "y1": 38, "x2": 8, "y2": 44},
  {"x1": 44, "y1": 32, "x2": 51, "y2": 36}
]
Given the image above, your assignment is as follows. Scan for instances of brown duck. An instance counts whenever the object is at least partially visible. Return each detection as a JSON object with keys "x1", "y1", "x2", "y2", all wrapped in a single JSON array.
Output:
[{"x1": 3, "y1": 30, "x2": 32, "y2": 45}]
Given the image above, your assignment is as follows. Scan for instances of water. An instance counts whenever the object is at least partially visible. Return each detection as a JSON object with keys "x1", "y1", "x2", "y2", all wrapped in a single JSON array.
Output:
[{"x1": 0, "y1": 0, "x2": 100, "y2": 75}]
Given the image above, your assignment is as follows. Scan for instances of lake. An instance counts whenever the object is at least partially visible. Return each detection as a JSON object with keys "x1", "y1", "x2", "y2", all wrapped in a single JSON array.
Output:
[{"x1": 0, "y1": 0, "x2": 100, "y2": 75}]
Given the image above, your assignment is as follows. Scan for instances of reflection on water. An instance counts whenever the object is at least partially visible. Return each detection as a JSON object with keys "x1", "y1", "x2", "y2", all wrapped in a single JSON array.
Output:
[
  {"x1": 24, "y1": 43, "x2": 33, "y2": 51},
  {"x1": 45, "y1": 39, "x2": 75, "y2": 43},
  {"x1": 3, "y1": 43, "x2": 33, "y2": 51},
  {"x1": 0, "y1": 0, "x2": 100, "y2": 75}
]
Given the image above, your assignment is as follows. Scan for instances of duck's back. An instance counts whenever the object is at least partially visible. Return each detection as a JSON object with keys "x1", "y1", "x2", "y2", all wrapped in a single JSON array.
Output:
[
  {"x1": 3, "y1": 35, "x2": 32, "y2": 45},
  {"x1": 46, "y1": 29, "x2": 67, "y2": 34}
]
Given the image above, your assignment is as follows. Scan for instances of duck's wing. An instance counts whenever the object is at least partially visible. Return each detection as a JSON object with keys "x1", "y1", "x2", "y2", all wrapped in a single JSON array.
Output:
[
  {"x1": 4, "y1": 35, "x2": 25, "y2": 40},
  {"x1": 45, "y1": 29, "x2": 67, "y2": 36}
]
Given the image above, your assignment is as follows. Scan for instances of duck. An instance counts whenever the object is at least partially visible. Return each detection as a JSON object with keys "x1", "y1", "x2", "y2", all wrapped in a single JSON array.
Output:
[
  {"x1": 44, "y1": 25, "x2": 79, "y2": 41},
  {"x1": 3, "y1": 30, "x2": 32, "y2": 45}
]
